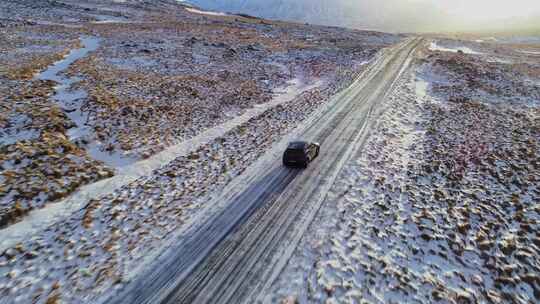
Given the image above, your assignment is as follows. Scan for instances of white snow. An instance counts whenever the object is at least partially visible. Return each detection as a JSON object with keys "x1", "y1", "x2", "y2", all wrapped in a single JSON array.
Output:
[
  {"x1": 91, "y1": 20, "x2": 123, "y2": 24},
  {"x1": 90, "y1": 15, "x2": 131, "y2": 24},
  {"x1": 185, "y1": 7, "x2": 228, "y2": 16},
  {"x1": 0, "y1": 129, "x2": 40, "y2": 147},
  {"x1": 34, "y1": 36, "x2": 131, "y2": 166},
  {"x1": 499, "y1": 36, "x2": 540, "y2": 44},
  {"x1": 35, "y1": 37, "x2": 97, "y2": 138},
  {"x1": 33, "y1": 37, "x2": 141, "y2": 168},
  {"x1": 0, "y1": 114, "x2": 40, "y2": 147},
  {"x1": 475, "y1": 37, "x2": 498, "y2": 43},
  {"x1": 415, "y1": 76, "x2": 428, "y2": 100},
  {"x1": 519, "y1": 49, "x2": 540, "y2": 55},
  {"x1": 37, "y1": 37, "x2": 100, "y2": 82},
  {"x1": 429, "y1": 41, "x2": 483, "y2": 55}
]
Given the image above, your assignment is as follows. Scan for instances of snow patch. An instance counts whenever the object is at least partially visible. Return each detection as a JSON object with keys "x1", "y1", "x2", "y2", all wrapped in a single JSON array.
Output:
[
  {"x1": 37, "y1": 37, "x2": 100, "y2": 82},
  {"x1": 519, "y1": 49, "x2": 540, "y2": 55},
  {"x1": 34, "y1": 37, "x2": 130, "y2": 166},
  {"x1": 91, "y1": 15, "x2": 130, "y2": 24},
  {"x1": 0, "y1": 128, "x2": 40, "y2": 147},
  {"x1": 475, "y1": 37, "x2": 498, "y2": 43},
  {"x1": 185, "y1": 7, "x2": 227, "y2": 16},
  {"x1": 0, "y1": 114, "x2": 40, "y2": 147},
  {"x1": 36, "y1": 37, "x2": 100, "y2": 145},
  {"x1": 415, "y1": 76, "x2": 428, "y2": 101},
  {"x1": 429, "y1": 41, "x2": 483, "y2": 55}
]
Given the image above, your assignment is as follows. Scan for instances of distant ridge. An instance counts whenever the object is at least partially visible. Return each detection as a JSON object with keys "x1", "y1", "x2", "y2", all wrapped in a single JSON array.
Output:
[{"x1": 189, "y1": 0, "x2": 540, "y2": 34}]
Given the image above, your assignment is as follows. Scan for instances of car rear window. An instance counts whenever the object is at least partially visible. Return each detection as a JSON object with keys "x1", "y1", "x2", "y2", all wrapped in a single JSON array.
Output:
[{"x1": 286, "y1": 149, "x2": 305, "y2": 157}]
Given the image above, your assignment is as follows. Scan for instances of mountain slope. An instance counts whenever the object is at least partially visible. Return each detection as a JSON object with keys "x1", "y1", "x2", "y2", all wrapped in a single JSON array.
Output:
[{"x1": 188, "y1": 0, "x2": 448, "y2": 32}]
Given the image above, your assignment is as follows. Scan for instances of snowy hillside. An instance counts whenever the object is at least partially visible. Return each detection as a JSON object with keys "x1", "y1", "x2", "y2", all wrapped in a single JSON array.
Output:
[
  {"x1": 189, "y1": 0, "x2": 448, "y2": 32},
  {"x1": 189, "y1": 0, "x2": 354, "y2": 26}
]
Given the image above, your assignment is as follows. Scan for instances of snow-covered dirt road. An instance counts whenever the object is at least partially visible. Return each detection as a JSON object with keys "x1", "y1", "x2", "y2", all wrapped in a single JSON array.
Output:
[{"x1": 108, "y1": 37, "x2": 423, "y2": 304}]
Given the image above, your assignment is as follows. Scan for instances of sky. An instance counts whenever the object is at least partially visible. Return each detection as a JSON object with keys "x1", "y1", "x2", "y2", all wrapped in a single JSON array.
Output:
[
  {"x1": 425, "y1": 0, "x2": 540, "y2": 20},
  {"x1": 356, "y1": 0, "x2": 540, "y2": 32}
]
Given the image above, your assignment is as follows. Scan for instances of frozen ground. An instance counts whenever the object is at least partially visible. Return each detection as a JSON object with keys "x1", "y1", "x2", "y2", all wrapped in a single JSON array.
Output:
[
  {"x1": 421, "y1": 39, "x2": 540, "y2": 106},
  {"x1": 0, "y1": 30, "x2": 113, "y2": 229},
  {"x1": 519, "y1": 49, "x2": 540, "y2": 55},
  {"x1": 265, "y1": 40, "x2": 539, "y2": 303},
  {"x1": 185, "y1": 7, "x2": 227, "y2": 16},
  {"x1": 0, "y1": 76, "x2": 321, "y2": 252},
  {"x1": 3, "y1": 1, "x2": 537, "y2": 303},
  {"x1": 265, "y1": 57, "x2": 432, "y2": 304},
  {"x1": 0, "y1": 1, "x2": 402, "y2": 302},
  {"x1": 0, "y1": 0, "x2": 399, "y2": 229},
  {"x1": 65, "y1": 18, "x2": 395, "y2": 163},
  {"x1": 0, "y1": 61, "x2": 375, "y2": 304},
  {"x1": 429, "y1": 41, "x2": 483, "y2": 55}
]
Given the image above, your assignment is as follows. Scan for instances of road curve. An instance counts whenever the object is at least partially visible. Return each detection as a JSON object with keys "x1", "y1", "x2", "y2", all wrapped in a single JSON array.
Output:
[{"x1": 108, "y1": 37, "x2": 422, "y2": 304}]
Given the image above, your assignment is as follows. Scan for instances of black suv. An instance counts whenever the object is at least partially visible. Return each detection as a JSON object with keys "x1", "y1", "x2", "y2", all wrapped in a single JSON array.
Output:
[{"x1": 283, "y1": 141, "x2": 320, "y2": 168}]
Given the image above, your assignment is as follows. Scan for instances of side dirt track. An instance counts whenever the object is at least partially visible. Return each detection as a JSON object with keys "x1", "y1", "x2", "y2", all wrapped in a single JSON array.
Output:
[{"x1": 109, "y1": 37, "x2": 423, "y2": 304}]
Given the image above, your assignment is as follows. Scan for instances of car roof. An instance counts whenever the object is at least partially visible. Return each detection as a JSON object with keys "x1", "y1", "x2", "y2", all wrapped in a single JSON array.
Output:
[{"x1": 287, "y1": 141, "x2": 308, "y2": 149}]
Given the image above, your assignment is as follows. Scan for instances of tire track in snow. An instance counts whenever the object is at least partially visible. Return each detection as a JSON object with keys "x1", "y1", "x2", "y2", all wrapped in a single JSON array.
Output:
[{"x1": 108, "y1": 37, "x2": 422, "y2": 304}]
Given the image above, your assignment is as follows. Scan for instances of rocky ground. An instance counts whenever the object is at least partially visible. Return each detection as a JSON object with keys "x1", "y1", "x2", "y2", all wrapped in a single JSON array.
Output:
[
  {"x1": 266, "y1": 40, "x2": 539, "y2": 303},
  {"x1": 0, "y1": 0, "x2": 400, "y2": 303}
]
